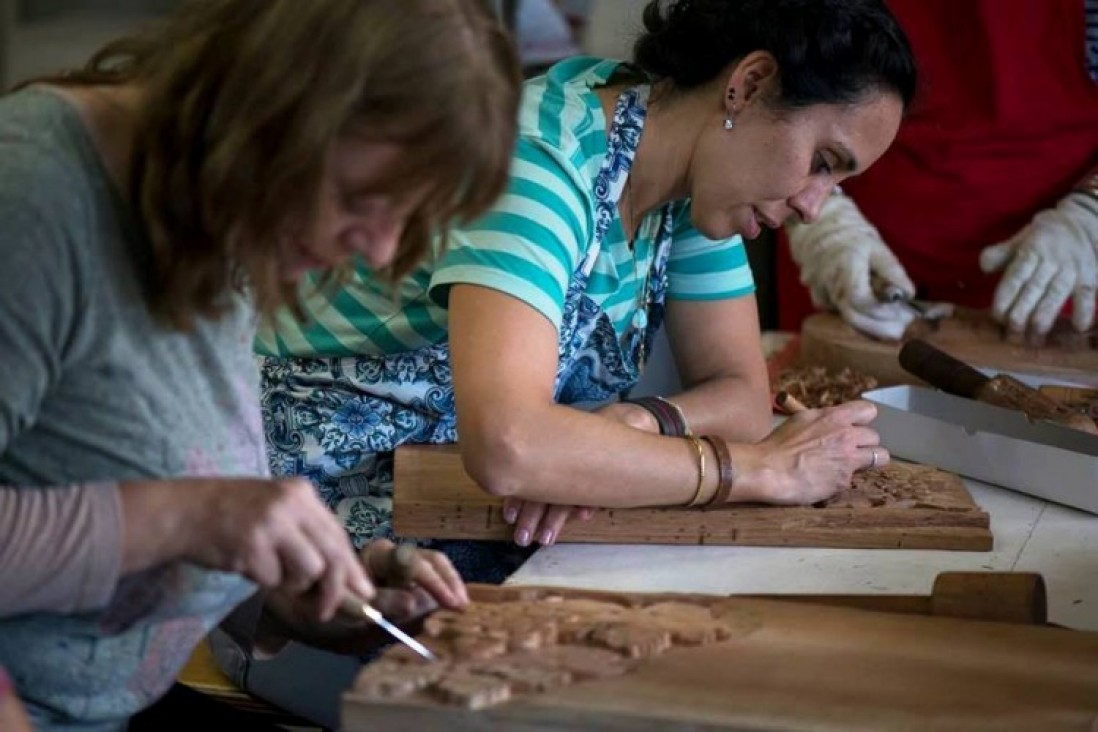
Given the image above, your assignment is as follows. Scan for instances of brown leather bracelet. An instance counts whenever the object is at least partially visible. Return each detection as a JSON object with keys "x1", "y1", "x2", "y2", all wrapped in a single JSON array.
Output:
[
  {"x1": 700, "y1": 435, "x2": 736, "y2": 507},
  {"x1": 624, "y1": 396, "x2": 690, "y2": 437}
]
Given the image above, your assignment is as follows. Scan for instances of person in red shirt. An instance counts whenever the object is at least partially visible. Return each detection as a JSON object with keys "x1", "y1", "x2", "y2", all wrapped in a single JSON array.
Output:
[{"x1": 780, "y1": 0, "x2": 1098, "y2": 342}]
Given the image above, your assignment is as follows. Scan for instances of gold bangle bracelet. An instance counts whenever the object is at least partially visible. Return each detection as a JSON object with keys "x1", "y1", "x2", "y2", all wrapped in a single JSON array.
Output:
[{"x1": 684, "y1": 436, "x2": 706, "y2": 507}]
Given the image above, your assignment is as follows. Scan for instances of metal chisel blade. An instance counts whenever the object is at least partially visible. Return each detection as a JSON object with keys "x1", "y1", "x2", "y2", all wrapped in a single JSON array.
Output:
[{"x1": 347, "y1": 600, "x2": 438, "y2": 662}]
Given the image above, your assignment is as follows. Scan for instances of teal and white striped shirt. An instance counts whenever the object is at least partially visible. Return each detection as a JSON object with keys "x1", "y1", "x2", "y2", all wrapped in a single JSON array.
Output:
[{"x1": 257, "y1": 58, "x2": 754, "y2": 358}]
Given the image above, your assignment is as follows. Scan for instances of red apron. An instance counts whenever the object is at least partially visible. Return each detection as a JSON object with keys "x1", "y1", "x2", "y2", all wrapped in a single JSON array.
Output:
[{"x1": 777, "y1": 0, "x2": 1098, "y2": 330}]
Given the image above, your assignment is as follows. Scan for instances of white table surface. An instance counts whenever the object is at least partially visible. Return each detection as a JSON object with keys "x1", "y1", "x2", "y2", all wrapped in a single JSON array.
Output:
[{"x1": 508, "y1": 480, "x2": 1098, "y2": 631}]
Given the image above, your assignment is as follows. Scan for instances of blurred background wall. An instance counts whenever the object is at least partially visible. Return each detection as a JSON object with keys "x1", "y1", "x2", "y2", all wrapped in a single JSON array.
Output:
[
  {"x1": 16, "y1": 0, "x2": 173, "y2": 21},
  {"x1": 3, "y1": 0, "x2": 166, "y2": 86}
]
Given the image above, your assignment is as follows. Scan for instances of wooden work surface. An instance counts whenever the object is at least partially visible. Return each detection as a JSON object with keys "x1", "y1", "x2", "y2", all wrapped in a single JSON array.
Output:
[
  {"x1": 800, "y1": 311, "x2": 1098, "y2": 387},
  {"x1": 342, "y1": 582, "x2": 1098, "y2": 731},
  {"x1": 393, "y1": 445, "x2": 992, "y2": 551}
]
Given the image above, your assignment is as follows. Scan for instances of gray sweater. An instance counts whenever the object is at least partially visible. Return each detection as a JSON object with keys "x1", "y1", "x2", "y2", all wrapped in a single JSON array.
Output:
[{"x1": 0, "y1": 88, "x2": 266, "y2": 731}]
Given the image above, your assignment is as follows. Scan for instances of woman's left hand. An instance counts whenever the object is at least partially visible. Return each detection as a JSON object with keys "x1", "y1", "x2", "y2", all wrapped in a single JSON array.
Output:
[
  {"x1": 259, "y1": 541, "x2": 468, "y2": 654},
  {"x1": 497, "y1": 400, "x2": 651, "y2": 546},
  {"x1": 501, "y1": 498, "x2": 595, "y2": 546},
  {"x1": 359, "y1": 539, "x2": 467, "y2": 610}
]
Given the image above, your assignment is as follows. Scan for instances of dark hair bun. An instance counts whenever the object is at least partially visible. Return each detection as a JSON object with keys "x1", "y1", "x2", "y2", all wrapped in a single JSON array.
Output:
[{"x1": 633, "y1": 0, "x2": 916, "y2": 109}]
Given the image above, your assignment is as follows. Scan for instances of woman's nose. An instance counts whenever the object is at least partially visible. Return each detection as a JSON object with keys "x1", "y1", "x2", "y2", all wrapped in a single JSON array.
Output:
[
  {"x1": 789, "y1": 180, "x2": 833, "y2": 225},
  {"x1": 344, "y1": 214, "x2": 403, "y2": 269}
]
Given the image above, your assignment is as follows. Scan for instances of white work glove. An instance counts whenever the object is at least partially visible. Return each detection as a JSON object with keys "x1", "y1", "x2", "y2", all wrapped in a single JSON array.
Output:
[
  {"x1": 980, "y1": 192, "x2": 1098, "y2": 337},
  {"x1": 788, "y1": 193, "x2": 921, "y2": 341}
]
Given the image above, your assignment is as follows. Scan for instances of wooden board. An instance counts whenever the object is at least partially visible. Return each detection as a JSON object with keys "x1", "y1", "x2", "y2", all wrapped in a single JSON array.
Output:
[
  {"x1": 392, "y1": 445, "x2": 992, "y2": 551},
  {"x1": 800, "y1": 310, "x2": 1098, "y2": 387},
  {"x1": 343, "y1": 583, "x2": 1098, "y2": 731}
]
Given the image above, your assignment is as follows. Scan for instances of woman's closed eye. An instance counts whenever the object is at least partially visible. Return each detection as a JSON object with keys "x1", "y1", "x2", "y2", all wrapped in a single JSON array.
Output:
[
  {"x1": 342, "y1": 191, "x2": 389, "y2": 218},
  {"x1": 811, "y1": 152, "x2": 834, "y2": 176}
]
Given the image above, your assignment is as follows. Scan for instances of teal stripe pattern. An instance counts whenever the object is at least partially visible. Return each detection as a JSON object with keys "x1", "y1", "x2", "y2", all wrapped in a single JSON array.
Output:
[{"x1": 257, "y1": 58, "x2": 754, "y2": 357}]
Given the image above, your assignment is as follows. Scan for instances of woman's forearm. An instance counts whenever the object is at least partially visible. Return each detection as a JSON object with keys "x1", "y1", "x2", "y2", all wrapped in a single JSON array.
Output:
[
  {"x1": 459, "y1": 401, "x2": 721, "y2": 507},
  {"x1": 0, "y1": 479, "x2": 204, "y2": 616},
  {"x1": 0, "y1": 483, "x2": 122, "y2": 616},
  {"x1": 116, "y1": 479, "x2": 199, "y2": 575},
  {"x1": 448, "y1": 285, "x2": 768, "y2": 508}
]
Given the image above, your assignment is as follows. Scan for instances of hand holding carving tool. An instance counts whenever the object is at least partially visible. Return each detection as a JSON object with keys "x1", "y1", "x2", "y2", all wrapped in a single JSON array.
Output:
[
  {"x1": 338, "y1": 597, "x2": 438, "y2": 662},
  {"x1": 871, "y1": 272, "x2": 932, "y2": 317}
]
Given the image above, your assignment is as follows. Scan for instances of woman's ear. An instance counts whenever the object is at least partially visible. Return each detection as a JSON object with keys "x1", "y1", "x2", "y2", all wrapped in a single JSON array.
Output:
[{"x1": 724, "y1": 50, "x2": 780, "y2": 114}]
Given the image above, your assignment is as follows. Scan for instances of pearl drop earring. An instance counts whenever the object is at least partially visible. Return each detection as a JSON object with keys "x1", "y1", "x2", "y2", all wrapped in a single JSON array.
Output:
[{"x1": 723, "y1": 117, "x2": 735, "y2": 130}]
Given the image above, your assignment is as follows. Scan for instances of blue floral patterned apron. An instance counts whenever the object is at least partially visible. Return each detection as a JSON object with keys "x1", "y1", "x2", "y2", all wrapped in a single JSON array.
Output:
[{"x1": 260, "y1": 87, "x2": 675, "y2": 578}]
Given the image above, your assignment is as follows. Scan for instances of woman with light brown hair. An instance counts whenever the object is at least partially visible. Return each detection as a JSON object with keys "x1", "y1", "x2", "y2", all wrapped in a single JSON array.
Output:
[{"x1": 0, "y1": 0, "x2": 520, "y2": 729}]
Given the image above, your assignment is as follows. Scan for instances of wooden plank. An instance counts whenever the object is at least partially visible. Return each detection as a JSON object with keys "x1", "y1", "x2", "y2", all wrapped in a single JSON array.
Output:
[
  {"x1": 392, "y1": 445, "x2": 993, "y2": 551},
  {"x1": 800, "y1": 311, "x2": 1098, "y2": 387},
  {"x1": 480, "y1": 572, "x2": 1048, "y2": 625},
  {"x1": 343, "y1": 582, "x2": 1098, "y2": 731}
]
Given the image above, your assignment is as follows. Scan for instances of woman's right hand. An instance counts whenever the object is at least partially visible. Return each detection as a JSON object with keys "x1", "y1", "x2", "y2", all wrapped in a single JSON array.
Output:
[
  {"x1": 724, "y1": 400, "x2": 888, "y2": 505},
  {"x1": 255, "y1": 540, "x2": 468, "y2": 655},
  {"x1": 788, "y1": 192, "x2": 920, "y2": 341},
  {"x1": 119, "y1": 477, "x2": 375, "y2": 622}
]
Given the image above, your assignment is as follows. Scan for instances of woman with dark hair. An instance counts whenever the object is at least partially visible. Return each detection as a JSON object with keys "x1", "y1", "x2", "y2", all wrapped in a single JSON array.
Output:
[
  {"x1": 0, "y1": 0, "x2": 520, "y2": 729},
  {"x1": 259, "y1": 0, "x2": 917, "y2": 558}
]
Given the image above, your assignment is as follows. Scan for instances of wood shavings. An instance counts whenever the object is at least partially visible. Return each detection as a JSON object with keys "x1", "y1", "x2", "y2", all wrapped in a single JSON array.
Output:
[{"x1": 774, "y1": 366, "x2": 878, "y2": 408}]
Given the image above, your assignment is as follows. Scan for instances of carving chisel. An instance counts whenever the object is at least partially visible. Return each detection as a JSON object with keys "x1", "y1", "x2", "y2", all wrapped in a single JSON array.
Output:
[{"x1": 339, "y1": 597, "x2": 438, "y2": 662}]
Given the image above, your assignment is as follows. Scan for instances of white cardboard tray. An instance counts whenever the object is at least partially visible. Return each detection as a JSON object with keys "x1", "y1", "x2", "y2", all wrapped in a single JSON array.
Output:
[{"x1": 864, "y1": 385, "x2": 1098, "y2": 515}]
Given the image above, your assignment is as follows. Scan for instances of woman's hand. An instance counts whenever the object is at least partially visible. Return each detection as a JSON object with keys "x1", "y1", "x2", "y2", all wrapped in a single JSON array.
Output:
[
  {"x1": 496, "y1": 401, "x2": 651, "y2": 545},
  {"x1": 119, "y1": 477, "x2": 376, "y2": 623},
  {"x1": 980, "y1": 193, "x2": 1098, "y2": 339},
  {"x1": 788, "y1": 192, "x2": 919, "y2": 341},
  {"x1": 259, "y1": 542, "x2": 467, "y2": 655},
  {"x1": 359, "y1": 539, "x2": 468, "y2": 610},
  {"x1": 725, "y1": 400, "x2": 888, "y2": 505},
  {"x1": 501, "y1": 499, "x2": 595, "y2": 547}
]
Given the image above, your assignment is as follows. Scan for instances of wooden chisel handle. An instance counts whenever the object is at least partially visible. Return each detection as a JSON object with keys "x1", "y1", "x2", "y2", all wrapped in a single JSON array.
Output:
[
  {"x1": 927, "y1": 571, "x2": 1046, "y2": 624},
  {"x1": 898, "y1": 339, "x2": 989, "y2": 399},
  {"x1": 899, "y1": 339, "x2": 1098, "y2": 433}
]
